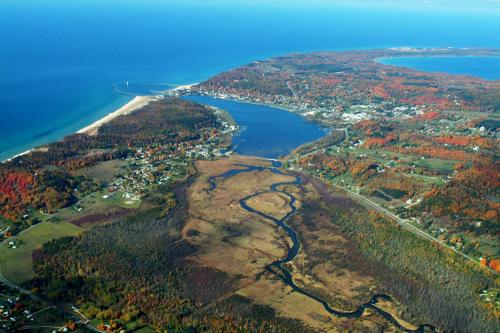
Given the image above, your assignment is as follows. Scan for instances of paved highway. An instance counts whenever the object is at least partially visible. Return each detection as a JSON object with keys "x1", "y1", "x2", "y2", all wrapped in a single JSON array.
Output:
[
  {"x1": 288, "y1": 130, "x2": 496, "y2": 276},
  {"x1": 304, "y1": 170, "x2": 497, "y2": 275}
]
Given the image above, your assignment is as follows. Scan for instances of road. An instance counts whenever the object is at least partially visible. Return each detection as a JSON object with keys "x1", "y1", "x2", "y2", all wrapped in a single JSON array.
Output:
[
  {"x1": 306, "y1": 171, "x2": 497, "y2": 275},
  {"x1": 0, "y1": 273, "x2": 102, "y2": 331},
  {"x1": 288, "y1": 129, "x2": 496, "y2": 276},
  {"x1": 292, "y1": 127, "x2": 349, "y2": 160},
  {"x1": 0, "y1": 230, "x2": 103, "y2": 332},
  {"x1": 286, "y1": 81, "x2": 298, "y2": 100}
]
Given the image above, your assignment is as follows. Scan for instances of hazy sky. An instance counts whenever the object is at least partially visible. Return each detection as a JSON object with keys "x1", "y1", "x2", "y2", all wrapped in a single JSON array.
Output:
[
  {"x1": 160, "y1": 0, "x2": 500, "y2": 13},
  {"x1": 3, "y1": 0, "x2": 500, "y2": 14}
]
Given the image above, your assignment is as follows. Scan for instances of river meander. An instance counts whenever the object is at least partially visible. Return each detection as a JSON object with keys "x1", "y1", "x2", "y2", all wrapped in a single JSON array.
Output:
[
  {"x1": 208, "y1": 163, "x2": 436, "y2": 333},
  {"x1": 184, "y1": 81, "x2": 439, "y2": 332}
]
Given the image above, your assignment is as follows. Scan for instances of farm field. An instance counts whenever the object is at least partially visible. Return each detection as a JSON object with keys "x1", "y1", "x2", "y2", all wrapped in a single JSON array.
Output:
[
  {"x1": 75, "y1": 159, "x2": 129, "y2": 183},
  {"x1": 0, "y1": 221, "x2": 83, "y2": 283}
]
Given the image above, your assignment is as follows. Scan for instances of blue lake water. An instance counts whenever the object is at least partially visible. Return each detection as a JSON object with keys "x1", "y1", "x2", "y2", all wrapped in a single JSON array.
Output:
[
  {"x1": 1, "y1": 1, "x2": 499, "y2": 160},
  {"x1": 183, "y1": 95, "x2": 328, "y2": 158},
  {"x1": 378, "y1": 56, "x2": 500, "y2": 80}
]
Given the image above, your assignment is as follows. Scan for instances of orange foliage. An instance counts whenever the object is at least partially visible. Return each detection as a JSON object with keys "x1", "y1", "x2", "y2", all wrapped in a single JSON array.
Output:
[
  {"x1": 364, "y1": 133, "x2": 397, "y2": 148},
  {"x1": 483, "y1": 210, "x2": 498, "y2": 221},
  {"x1": 298, "y1": 154, "x2": 347, "y2": 176},
  {"x1": 66, "y1": 321, "x2": 77, "y2": 331},
  {"x1": 372, "y1": 84, "x2": 391, "y2": 99},
  {"x1": 489, "y1": 259, "x2": 500, "y2": 272},
  {"x1": 390, "y1": 146, "x2": 478, "y2": 161},
  {"x1": 421, "y1": 162, "x2": 500, "y2": 224},
  {"x1": 416, "y1": 111, "x2": 440, "y2": 121},
  {"x1": 434, "y1": 135, "x2": 496, "y2": 149},
  {"x1": 355, "y1": 119, "x2": 376, "y2": 129},
  {"x1": 349, "y1": 159, "x2": 378, "y2": 179}
]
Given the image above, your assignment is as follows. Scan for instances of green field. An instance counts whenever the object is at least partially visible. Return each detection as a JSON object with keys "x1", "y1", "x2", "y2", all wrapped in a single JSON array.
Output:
[
  {"x1": 0, "y1": 221, "x2": 83, "y2": 284},
  {"x1": 412, "y1": 157, "x2": 459, "y2": 172},
  {"x1": 53, "y1": 190, "x2": 140, "y2": 224},
  {"x1": 406, "y1": 172, "x2": 445, "y2": 185},
  {"x1": 75, "y1": 159, "x2": 129, "y2": 183}
]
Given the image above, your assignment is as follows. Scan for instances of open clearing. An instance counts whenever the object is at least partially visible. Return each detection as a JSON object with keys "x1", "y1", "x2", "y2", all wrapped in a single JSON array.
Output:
[
  {"x1": 0, "y1": 221, "x2": 83, "y2": 284},
  {"x1": 75, "y1": 158, "x2": 128, "y2": 183}
]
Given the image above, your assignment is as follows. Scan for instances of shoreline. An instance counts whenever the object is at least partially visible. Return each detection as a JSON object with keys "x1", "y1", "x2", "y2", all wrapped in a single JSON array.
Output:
[
  {"x1": 72, "y1": 82, "x2": 199, "y2": 136},
  {"x1": 186, "y1": 92, "x2": 330, "y2": 129},
  {"x1": 171, "y1": 83, "x2": 197, "y2": 91},
  {"x1": 76, "y1": 95, "x2": 153, "y2": 136},
  {"x1": 2, "y1": 96, "x2": 153, "y2": 163},
  {"x1": 2, "y1": 84, "x2": 199, "y2": 163}
]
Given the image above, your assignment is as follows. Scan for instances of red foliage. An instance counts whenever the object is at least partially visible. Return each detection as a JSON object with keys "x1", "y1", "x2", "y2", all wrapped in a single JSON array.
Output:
[
  {"x1": 403, "y1": 96, "x2": 453, "y2": 110},
  {"x1": 321, "y1": 76, "x2": 342, "y2": 87},
  {"x1": 0, "y1": 171, "x2": 33, "y2": 202},
  {"x1": 372, "y1": 84, "x2": 391, "y2": 99},
  {"x1": 489, "y1": 259, "x2": 500, "y2": 272},
  {"x1": 434, "y1": 135, "x2": 495, "y2": 149},
  {"x1": 390, "y1": 146, "x2": 477, "y2": 161},
  {"x1": 363, "y1": 133, "x2": 397, "y2": 148},
  {"x1": 0, "y1": 171, "x2": 34, "y2": 219}
]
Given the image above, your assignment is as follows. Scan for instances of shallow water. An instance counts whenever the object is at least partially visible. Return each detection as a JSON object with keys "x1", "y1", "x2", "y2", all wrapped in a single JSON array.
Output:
[{"x1": 1, "y1": 1, "x2": 499, "y2": 160}]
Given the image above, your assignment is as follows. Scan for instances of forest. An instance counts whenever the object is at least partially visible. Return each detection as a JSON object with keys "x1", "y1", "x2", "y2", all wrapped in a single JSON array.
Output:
[
  {"x1": 30, "y1": 181, "x2": 312, "y2": 332},
  {"x1": 297, "y1": 178, "x2": 499, "y2": 333}
]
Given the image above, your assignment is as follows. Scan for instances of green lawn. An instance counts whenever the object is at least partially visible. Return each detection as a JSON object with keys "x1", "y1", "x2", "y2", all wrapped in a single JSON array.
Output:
[
  {"x1": 351, "y1": 147, "x2": 461, "y2": 173},
  {"x1": 0, "y1": 221, "x2": 83, "y2": 284},
  {"x1": 412, "y1": 157, "x2": 459, "y2": 172},
  {"x1": 405, "y1": 173, "x2": 445, "y2": 185},
  {"x1": 104, "y1": 191, "x2": 142, "y2": 209}
]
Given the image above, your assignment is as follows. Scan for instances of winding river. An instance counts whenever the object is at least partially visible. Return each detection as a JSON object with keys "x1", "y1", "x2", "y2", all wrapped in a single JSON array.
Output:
[{"x1": 208, "y1": 162, "x2": 436, "y2": 333}]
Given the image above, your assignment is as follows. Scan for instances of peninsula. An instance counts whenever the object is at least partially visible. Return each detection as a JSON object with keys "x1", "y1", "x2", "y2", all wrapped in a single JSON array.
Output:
[{"x1": 0, "y1": 48, "x2": 498, "y2": 332}]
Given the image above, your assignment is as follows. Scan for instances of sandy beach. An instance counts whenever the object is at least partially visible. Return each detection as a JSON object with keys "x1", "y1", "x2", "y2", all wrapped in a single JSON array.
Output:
[
  {"x1": 2, "y1": 96, "x2": 152, "y2": 162},
  {"x1": 78, "y1": 82, "x2": 199, "y2": 136},
  {"x1": 78, "y1": 83, "x2": 198, "y2": 136},
  {"x1": 77, "y1": 95, "x2": 153, "y2": 136},
  {"x1": 171, "y1": 83, "x2": 198, "y2": 91},
  {"x1": 3, "y1": 84, "x2": 197, "y2": 162}
]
